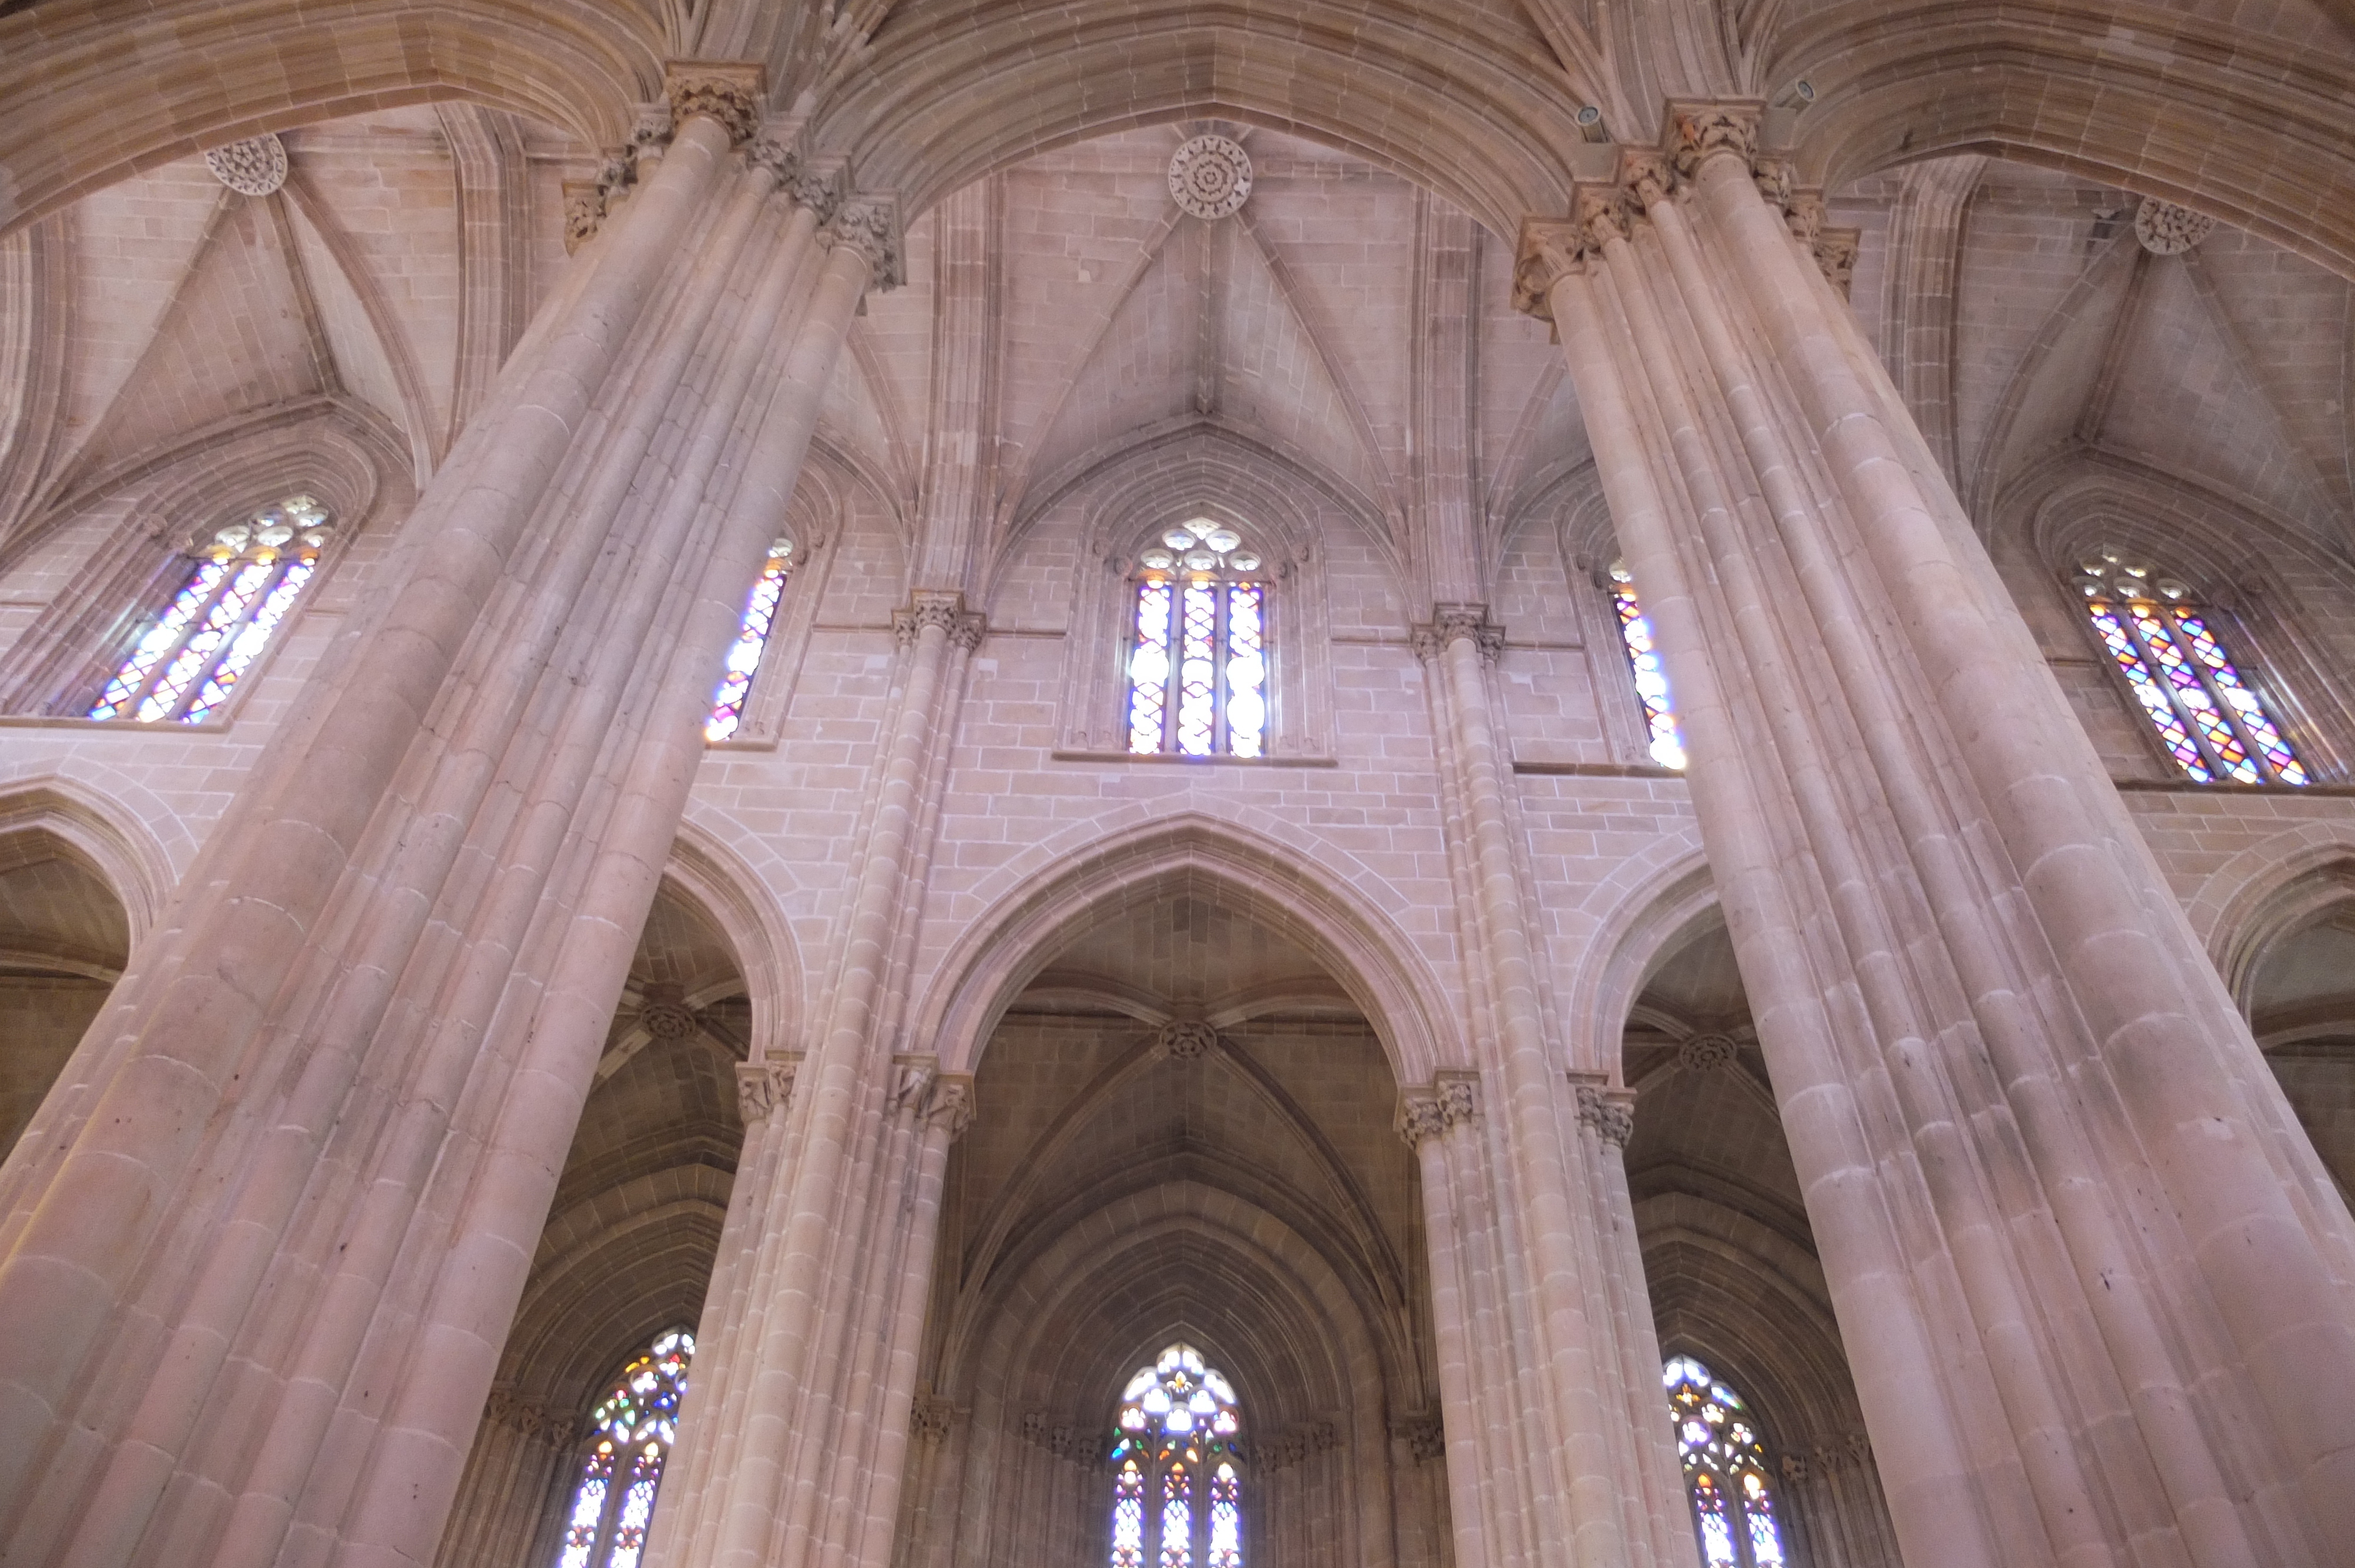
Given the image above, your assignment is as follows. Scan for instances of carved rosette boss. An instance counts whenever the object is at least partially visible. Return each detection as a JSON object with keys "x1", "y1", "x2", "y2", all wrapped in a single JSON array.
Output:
[{"x1": 1167, "y1": 135, "x2": 1254, "y2": 220}]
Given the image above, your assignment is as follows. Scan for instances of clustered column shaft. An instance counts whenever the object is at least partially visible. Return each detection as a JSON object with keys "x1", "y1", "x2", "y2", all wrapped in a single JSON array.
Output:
[
  {"x1": 1520, "y1": 99, "x2": 2355, "y2": 1568},
  {"x1": 0, "y1": 63, "x2": 903, "y2": 1568}
]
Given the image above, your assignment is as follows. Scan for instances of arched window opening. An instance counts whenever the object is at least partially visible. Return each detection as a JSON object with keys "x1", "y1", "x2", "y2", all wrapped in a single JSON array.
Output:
[
  {"x1": 1607, "y1": 559, "x2": 1686, "y2": 770},
  {"x1": 705, "y1": 538, "x2": 794, "y2": 742},
  {"x1": 2074, "y1": 548, "x2": 2307, "y2": 786},
  {"x1": 1666, "y1": 1355, "x2": 1789, "y2": 1567},
  {"x1": 1126, "y1": 521, "x2": 1269, "y2": 758},
  {"x1": 1109, "y1": 1343, "x2": 1245, "y2": 1568},
  {"x1": 556, "y1": 1329, "x2": 694, "y2": 1568},
  {"x1": 88, "y1": 494, "x2": 333, "y2": 724}
]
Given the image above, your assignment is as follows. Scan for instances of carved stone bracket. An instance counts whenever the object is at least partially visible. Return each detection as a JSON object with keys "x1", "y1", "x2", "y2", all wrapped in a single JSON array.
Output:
[
  {"x1": 1411, "y1": 603, "x2": 1504, "y2": 663},
  {"x1": 735, "y1": 1054, "x2": 801, "y2": 1124},
  {"x1": 893, "y1": 590, "x2": 984, "y2": 650},
  {"x1": 664, "y1": 60, "x2": 767, "y2": 145},
  {"x1": 1574, "y1": 1082, "x2": 1636, "y2": 1148}
]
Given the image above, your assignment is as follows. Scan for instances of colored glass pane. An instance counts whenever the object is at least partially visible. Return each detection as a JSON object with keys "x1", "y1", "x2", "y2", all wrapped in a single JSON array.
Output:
[
  {"x1": 706, "y1": 542, "x2": 794, "y2": 742},
  {"x1": 1110, "y1": 1344, "x2": 1242, "y2": 1568},
  {"x1": 553, "y1": 1330, "x2": 694, "y2": 1568},
  {"x1": 1608, "y1": 562, "x2": 1686, "y2": 770},
  {"x1": 1664, "y1": 1356, "x2": 1788, "y2": 1568},
  {"x1": 2075, "y1": 550, "x2": 2307, "y2": 786},
  {"x1": 89, "y1": 495, "x2": 333, "y2": 724},
  {"x1": 1122, "y1": 520, "x2": 1269, "y2": 756}
]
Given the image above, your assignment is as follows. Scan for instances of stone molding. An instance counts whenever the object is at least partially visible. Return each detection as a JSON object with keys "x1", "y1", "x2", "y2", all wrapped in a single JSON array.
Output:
[
  {"x1": 664, "y1": 60, "x2": 766, "y2": 145},
  {"x1": 1512, "y1": 100, "x2": 1861, "y2": 315},
  {"x1": 893, "y1": 590, "x2": 983, "y2": 650},
  {"x1": 1574, "y1": 1082, "x2": 1636, "y2": 1148},
  {"x1": 735, "y1": 1054, "x2": 801, "y2": 1124},
  {"x1": 1409, "y1": 603, "x2": 1503, "y2": 663}
]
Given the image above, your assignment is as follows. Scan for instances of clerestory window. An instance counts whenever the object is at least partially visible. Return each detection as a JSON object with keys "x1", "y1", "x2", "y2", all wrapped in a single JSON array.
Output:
[
  {"x1": 2072, "y1": 547, "x2": 2307, "y2": 786},
  {"x1": 1666, "y1": 1356, "x2": 1789, "y2": 1568},
  {"x1": 556, "y1": 1329, "x2": 694, "y2": 1568},
  {"x1": 705, "y1": 538, "x2": 794, "y2": 742},
  {"x1": 1606, "y1": 558, "x2": 1686, "y2": 770},
  {"x1": 1125, "y1": 521, "x2": 1269, "y2": 758},
  {"x1": 87, "y1": 494, "x2": 333, "y2": 724},
  {"x1": 1109, "y1": 1343, "x2": 1245, "y2": 1568}
]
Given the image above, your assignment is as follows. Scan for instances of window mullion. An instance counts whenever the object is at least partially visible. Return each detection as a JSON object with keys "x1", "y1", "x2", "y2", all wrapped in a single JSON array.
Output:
[
  {"x1": 1210, "y1": 581, "x2": 1229, "y2": 755},
  {"x1": 138, "y1": 567, "x2": 235, "y2": 717},
  {"x1": 2125, "y1": 609, "x2": 2231, "y2": 780}
]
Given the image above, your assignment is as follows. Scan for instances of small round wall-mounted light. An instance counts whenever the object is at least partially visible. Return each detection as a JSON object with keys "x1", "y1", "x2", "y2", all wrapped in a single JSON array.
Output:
[
  {"x1": 1575, "y1": 105, "x2": 1601, "y2": 127},
  {"x1": 1794, "y1": 79, "x2": 1816, "y2": 102}
]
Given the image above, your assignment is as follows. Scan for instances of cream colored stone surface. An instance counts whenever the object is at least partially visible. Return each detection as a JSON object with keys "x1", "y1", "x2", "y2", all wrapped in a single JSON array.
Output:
[{"x1": 0, "y1": 8, "x2": 2351, "y2": 1568}]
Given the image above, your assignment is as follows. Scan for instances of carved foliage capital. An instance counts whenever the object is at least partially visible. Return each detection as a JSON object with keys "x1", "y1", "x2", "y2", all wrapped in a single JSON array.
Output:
[
  {"x1": 1396, "y1": 1092, "x2": 1447, "y2": 1148},
  {"x1": 913, "y1": 1397, "x2": 958, "y2": 1445},
  {"x1": 828, "y1": 197, "x2": 905, "y2": 290},
  {"x1": 1511, "y1": 217, "x2": 1590, "y2": 318},
  {"x1": 1429, "y1": 603, "x2": 1504, "y2": 662},
  {"x1": 893, "y1": 591, "x2": 983, "y2": 650},
  {"x1": 1666, "y1": 101, "x2": 1764, "y2": 181},
  {"x1": 926, "y1": 1074, "x2": 977, "y2": 1141},
  {"x1": 664, "y1": 60, "x2": 767, "y2": 145},
  {"x1": 1575, "y1": 1083, "x2": 1636, "y2": 1148},
  {"x1": 485, "y1": 1388, "x2": 571, "y2": 1443}
]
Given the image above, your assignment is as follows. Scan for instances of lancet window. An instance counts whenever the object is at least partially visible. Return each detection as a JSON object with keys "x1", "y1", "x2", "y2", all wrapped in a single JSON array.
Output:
[
  {"x1": 2072, "y1": 548, "x2": 2307, "y2": 786},
  {"x1": 1607, "y1": 559, "x2": 1686, "y2": 770},
  {"x1": 88, "y1": 494, "x2": 333, "y2": 724},
  {"x1": 556, "y1": 1330, "x2": 694, "y2": 1568},
  {"x1": 1109, "y1": 1343, "x2": 1245, "y2": 1568},
  {"x1": 1126, "y1": 521, "x2": 1269, "y2": 758},
  {"x1": 1666, "y1": 1356, "x2": 1788, "y2": 1568},
  {"x1": 705, "y1": 538, "x2": 793, "y2": 742}
]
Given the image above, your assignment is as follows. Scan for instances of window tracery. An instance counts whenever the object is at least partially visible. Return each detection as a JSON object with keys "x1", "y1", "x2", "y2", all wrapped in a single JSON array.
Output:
[
  {"x1": 556, "y1": 1329, "x2": 694, "y2": 1568},
  {"x1": 1126, "y1": 521, "x2": 1268, "y2": 758},
  {"x1": 1109, "y1": 1343, "x2": 1245, "y2": 1568},
  {"x1": 1607, "y1": 559, "x2": 1686, "y2": 770},
  {"x1": 87, "y1": 494, "x2": 332, "y2": 724},
  {"x1": 1666, "y1": 1356, "x2": 1788, "y2": 1568},
  {"x1": 2072, "y1": 548, "x2": 2307, "y2": 786},
  {"x1": 706, "y1": 538, "x2": 793, "y2": 742}
]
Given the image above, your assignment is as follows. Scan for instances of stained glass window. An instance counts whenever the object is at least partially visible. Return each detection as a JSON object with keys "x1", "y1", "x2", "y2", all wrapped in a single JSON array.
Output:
[
  {"x1": 1109, "y1": 1344, "x2": 1243, "y2": 1568},
  {"x1": 1607, "y1": 559, "x2": 1686, "y2": 770},
  {"x1": 1666, "y1": 1356, "x2": 1787, "y2": 1568},
  {"x1": 88, "y1": 495, "x2": 333, "y2": 723},
  {"x1": 2073, "y1": 549, "x2": 2306, "y2": 786},
  {"x1": 555, "y1": 1330, "x2": 694, "y2": 1568},
  {"x1": 705, "y1": 539, "x2": 793, "y2": 742},
  {"x1": 1126, "y1": 521, "x2": 1268, "y2": 758}
]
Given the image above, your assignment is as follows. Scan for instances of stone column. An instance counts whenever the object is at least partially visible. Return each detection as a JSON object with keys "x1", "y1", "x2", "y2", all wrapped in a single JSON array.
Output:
[
  {"x1": 1399, "y1": 1079, "x2": 1491, "y2": 1568},
  {"x1": 432, "y1": 1390, "x2": 576, "y2": 1568},
  {"x1": 0, "y1": 63, "x2": 907, "y2": 1568},
  {"x1": 1518, "y1": 100, "x2": 2355, "y2": 1568},
  {"x1": 1415, "y1": 609, "x2": 1663, "y2": 1568},
  {"x1": 1567, "y1": 1078, "x2": 1687, "y2": 1568},
  {"x1": 656, "y1": 590, "x2": 980, "y2": 1568}
]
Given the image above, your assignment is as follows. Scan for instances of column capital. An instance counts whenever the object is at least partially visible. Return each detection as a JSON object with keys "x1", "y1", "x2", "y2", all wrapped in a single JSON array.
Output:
[
  {"x1": 926, "y1": 1074, "x2": 977, "y2": 1141},
  {"x1": 1396, "y1": 1090, "x2": 1448, "y2": 1148},
  {"x1": 889, "y1": 1052, "x2": 938, "y2": 1117},
  {"x1": 893, "y1": 589, "x2": 984, "y2": 650},
  {"x1": 1511, "y1": 217, "x2": 1592, "y2": 317},
  {"x1": 913, "y1": 1396, "x2": 959, "y2": 1445},
  {"x1": 664, "y1": 60, "x2": 767, "y2": 145},
  {"x1": 1398, "y1": 1073, "x2": 1480, "y2": 1145},
  {"x1": 828, "y1": 195, "x2": 905, "y2": 290},
  {"x1": 483, "y1": 1387, "x2": 572, "y2": 1443},
  {"x1": 736, "y1": 1054, "x2": 801, "y2": 1124},
  {"x1": 1435, "y1": 1069, "x2": 1480, "y2": 1129},
  {"x1": 1573, "y1": 1081, "x2": 1636, "y2": 1148},
  {"x1": 1664, "y1": 99, "x2": 1767, "y2": 181},
  {"x1": 1412, "y1": 603, "x2": 1504, "y2": 663}
]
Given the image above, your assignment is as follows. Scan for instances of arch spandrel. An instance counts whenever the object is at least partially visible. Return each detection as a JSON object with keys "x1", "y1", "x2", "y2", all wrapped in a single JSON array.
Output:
[{"x1": 910, "y1": 815, "x2": 1458, "y2": 1086}]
